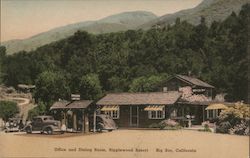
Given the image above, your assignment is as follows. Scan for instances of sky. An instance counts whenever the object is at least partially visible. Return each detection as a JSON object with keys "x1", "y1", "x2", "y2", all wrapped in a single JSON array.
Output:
[{"x1": 1, "y1": 0, "x2": 202, "y2": 42}]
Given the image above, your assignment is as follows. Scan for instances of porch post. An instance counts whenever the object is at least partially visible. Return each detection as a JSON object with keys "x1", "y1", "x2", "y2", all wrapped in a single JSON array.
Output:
[
  {"x1": 73, "y1": 111, "x2": 77, "y2": 131},
  {"x1": 85, "y1": 113, "x2": 89, "y2": 133},
  {"x1": 62, "y1": 110, "x2": 66, "y2": 125},
  {"x1": 202, "y1": 105, "x2": 205, "y2": 122},
  {"x1": 182, "y1": 106, "x2": 184, "y2": 117},
  {"x1": 93, "y1": 110, "x2": 96, "y2": 132},
  {"x1": 82, "y1": 110, "x2": 85, "y2": 133},
  {"x1": 65, "y1": 110, "x2": 68, "y2": 128}
]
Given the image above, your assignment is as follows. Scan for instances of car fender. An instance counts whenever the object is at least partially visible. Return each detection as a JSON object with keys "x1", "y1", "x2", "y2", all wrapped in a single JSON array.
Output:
[
  {"x1": 42, "y1": 125, "x2": 54, "y2": 131},
  {"x1": 24, "y1": 124, "x2": 32, "y2": 130}
]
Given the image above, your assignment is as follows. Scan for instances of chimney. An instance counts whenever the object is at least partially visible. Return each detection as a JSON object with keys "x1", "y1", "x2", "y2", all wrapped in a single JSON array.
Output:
[{"x1": 163, "y1": 87, "x2": 168, "y2": 92}]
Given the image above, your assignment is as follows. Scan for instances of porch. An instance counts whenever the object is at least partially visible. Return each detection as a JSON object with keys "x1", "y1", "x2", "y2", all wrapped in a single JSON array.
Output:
[{"x1": 50, "y1": 100, "x2": 92, "y2": 133}]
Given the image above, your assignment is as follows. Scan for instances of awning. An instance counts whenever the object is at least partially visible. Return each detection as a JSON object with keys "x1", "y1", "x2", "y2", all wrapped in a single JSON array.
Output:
[
  {"x1": 144, "y1": 105, "x2": 165, "y2": 111},
  {"x1": 205, "y1": 103, "x2": 228, "y2": 110},
  {"x1": 101, "y1": 105, "x2": 119, "y2": 111}
]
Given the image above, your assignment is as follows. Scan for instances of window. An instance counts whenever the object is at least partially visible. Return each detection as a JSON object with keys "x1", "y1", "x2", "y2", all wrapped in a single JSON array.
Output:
[
  {"x1": 208, "y1": 110, "x2": 214, "y2": 118},
  {"x1": 104, "y1": 108, "x2": 120, "y2": 119},
  {"x1": 207, "y1": 109, "x2": 221, "y2": 119},
  {"x1": 148, "y1": 108, "x2": 165, "y2": 119}
]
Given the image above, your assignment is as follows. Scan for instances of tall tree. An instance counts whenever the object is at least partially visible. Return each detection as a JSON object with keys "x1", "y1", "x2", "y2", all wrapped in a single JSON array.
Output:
[
  {"x1": 34, "y1": 71, "x2": 70, "y2": 109},
  {"x1": 0, "y1": 46, "x2": 6, "y2": 84},
  {"x1": 79, "y1": 73, "x2": 103, "y2": 100}
]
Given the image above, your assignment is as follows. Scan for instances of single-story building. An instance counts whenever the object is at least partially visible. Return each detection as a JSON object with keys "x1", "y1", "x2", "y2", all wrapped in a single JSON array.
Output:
[
  {"x1": 96, "y1": 91, "x2": 181, "y2": 128},
  {"x1": 50, "y1": 100, "x2": 92, "y2": 133}
]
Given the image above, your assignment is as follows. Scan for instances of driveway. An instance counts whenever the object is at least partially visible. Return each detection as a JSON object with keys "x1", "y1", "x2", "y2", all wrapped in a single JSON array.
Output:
[{"x1": 0, "y1": 130, "x2": 248, "y2": 158}]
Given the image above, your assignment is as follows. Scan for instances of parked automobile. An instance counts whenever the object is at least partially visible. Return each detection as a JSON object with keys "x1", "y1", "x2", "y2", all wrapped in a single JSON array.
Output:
[
  {"x1": 24, "y1": 116, "x2": 61, "y2": 134},
  {"x1": 89, "y1": 114, "x2": 118, "y2": 132},
  {"x1": 5, "y1": 118, "x2": 22, "y2": 133}
]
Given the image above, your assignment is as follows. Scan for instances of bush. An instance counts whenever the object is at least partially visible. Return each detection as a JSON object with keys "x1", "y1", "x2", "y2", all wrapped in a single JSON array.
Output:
[
  {"x1": 148, "y1": 123, "x2": 161, "y2": 128},
  {"x1": 200, "y1": 121, "x2": 214, "y2": 132},
  {"x1": 229, "y1": 119, "x2": 249, "y2": 135},
  {"x1": 0, "y1": 101, "x2": 19, "y2": 121},
  {"x1": 216, "y1": 104, "x2": 249, "y2": 135},
  {"x1": 27, "y1": 102, "x2": 46, "y2": 119},
  {"x1": 155, "y1": 119, "x2": 182, "y2": 130},
  {"x1": 216, "y1": 121, "x2": 232, "y2": 133}
]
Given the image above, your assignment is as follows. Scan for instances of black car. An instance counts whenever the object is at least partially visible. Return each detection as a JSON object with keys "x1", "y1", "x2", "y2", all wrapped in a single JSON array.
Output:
[
  {"x1": 24, "y1": 116, "x2": 61, "y2": 134},
  {"x1": 4, "y1": 118, "x2": 23, "y2": 133}
]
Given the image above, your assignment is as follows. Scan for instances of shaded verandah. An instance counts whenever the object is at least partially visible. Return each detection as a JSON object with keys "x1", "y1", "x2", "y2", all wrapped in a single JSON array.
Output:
[
  {"x1": 50, "y1": 100, "x2": 92, "y2": 133},
  {"x1": 169, "y1": 101, "x2": 233, "y2": 126}
]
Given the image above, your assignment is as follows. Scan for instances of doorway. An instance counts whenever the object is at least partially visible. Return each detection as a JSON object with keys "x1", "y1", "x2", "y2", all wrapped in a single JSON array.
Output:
[{"x1": 130, "y1": 106, "x2": 139, "y2": 127}]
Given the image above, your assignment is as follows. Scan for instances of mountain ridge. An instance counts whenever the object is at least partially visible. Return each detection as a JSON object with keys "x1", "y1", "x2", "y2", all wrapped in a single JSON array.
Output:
[
  {"x1": 139, "y1": 0, "x2": 249, "y2": 29},
  {"x1": 1, "y1": 11, "x2": 157, "y2": 54}
]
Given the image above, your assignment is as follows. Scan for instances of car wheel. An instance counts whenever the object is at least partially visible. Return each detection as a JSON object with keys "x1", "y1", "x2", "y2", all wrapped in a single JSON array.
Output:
[
  {"x1": 108, "y1": 129, "x2": 112, "y2": 132},
  {"x1": 45, "y1": 127, "x2": 53, "y2": 135},
  {"x1": 26, "y1": 127, "x2": 32, "y2": 134}
]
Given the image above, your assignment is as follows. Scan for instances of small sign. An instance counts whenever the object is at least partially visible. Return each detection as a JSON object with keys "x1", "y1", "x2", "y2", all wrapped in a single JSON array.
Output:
[
  {"x1": 192, "y1": 89, "x2": 205, "y2": 92},
  {"x1": 71, "y1": 94, "x2": 80, "y2": 101}
]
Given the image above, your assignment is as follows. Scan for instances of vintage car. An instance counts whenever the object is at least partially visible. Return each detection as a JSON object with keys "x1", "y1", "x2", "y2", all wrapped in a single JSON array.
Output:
[
  {"x1": 24, "y1": 116, "x2": 61, "y2": 134},
  {"x1": 5, "y1": 118, "x2": 22, "y2": 133},
  {"x1": 89, "y1": 114, "x2": 118, "y2": 132}
]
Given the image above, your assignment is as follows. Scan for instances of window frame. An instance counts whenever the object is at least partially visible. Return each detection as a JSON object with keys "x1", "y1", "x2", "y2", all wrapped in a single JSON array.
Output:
[
  {"x1": 148, "y1": 107, "x2": 165, "y2": 119},
  {"x1": 103, "y1": 107, "x2": 120, "y2": 119}
]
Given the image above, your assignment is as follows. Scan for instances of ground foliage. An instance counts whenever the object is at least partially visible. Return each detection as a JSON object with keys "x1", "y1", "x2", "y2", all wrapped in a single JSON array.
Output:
[{"x1": 0, "y1": 101, "x2": 19, "y2": 121}]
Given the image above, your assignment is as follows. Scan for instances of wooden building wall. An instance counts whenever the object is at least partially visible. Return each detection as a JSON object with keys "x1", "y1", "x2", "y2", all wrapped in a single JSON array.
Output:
[{"x1": 113, "y1": 105, "x2": 168, "y2": 128}]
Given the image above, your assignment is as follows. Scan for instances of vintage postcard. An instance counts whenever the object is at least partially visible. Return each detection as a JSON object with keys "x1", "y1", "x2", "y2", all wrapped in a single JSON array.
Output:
[{"x1": 0, "y1": 0, "x2": 249, "y2": 158}]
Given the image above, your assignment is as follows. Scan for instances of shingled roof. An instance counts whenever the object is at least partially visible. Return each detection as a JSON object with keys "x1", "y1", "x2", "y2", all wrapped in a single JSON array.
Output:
[
  {"x1": 50, "y1": 100, "x2": 92, "y2": 110},
  {"x1": 96, "y1": 91, "x2": 181, "y2": 106},
  {"x1": 176, "y1": 75, "x2": 214, "y2": 88}
]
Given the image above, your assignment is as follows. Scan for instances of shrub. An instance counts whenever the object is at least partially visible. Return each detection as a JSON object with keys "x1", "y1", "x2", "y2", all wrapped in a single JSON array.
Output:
[
  {"x1": 27, "y1": 102, "x2": 46, "y2": 119},
  {"x1": 159, "y1": 119, "x2": 182, "y2": 130},
  {"x1": 216, "y1": 104, "x2": 249, "y2": 135},
  {"x1": 216, "y1": 121, "x2": 232, "y2": 133},
  {"x1": 149, "y1": 119, "x2": 182, "y2": 130},
  {"x1": 229, "y1": 119, "x2": 249, "y2": 135},
  {"x1": 148, "y1": 123, "x2": 161, "y2": 128},
  {"x1": 0, "y1": 101, "x2": 19, "y2": 121}
]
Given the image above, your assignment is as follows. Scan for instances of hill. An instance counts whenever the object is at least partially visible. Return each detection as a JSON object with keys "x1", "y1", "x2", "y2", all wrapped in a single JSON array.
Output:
[
  {"x1": 1, "y1": 11, "x2": 157, "y2": 54},
  {"x1": 139, "y1": 0, "x2": 249, "y2": 29}
]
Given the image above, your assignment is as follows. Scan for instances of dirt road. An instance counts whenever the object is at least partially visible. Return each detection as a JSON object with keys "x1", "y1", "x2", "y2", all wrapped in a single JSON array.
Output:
[{"x1": 0, "y1": 130, "x2": 248, "y2": 158}]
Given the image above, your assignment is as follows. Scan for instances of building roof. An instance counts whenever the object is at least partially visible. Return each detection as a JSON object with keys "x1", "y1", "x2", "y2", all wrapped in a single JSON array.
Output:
[
  {"x1": 17, "y1": 84, "x2": 36, "y2": 89},
  {"x1": 175, "y1": 75, "x2": 214, "y2": 88},
  {"x1": 178, "y1": 100, "x2": 236, "y2": 106},
  {"x1": 50, "y1": 100, "x2": 92, "y2": 110},
  {"x1": 96, "y1": 91, "x2": 181, "y2": 106},
  {"x1": 205, "y1": 103, "x2": 229, "y2": 110},
  {"x1": 67, "y1": 100, "x2": 92, "y2": 109}
]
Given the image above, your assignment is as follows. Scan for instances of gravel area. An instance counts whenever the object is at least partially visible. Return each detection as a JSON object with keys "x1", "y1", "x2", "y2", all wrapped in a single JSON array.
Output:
[{"x1": 0, "y1": 130, "x2": 249, "y2": 158}]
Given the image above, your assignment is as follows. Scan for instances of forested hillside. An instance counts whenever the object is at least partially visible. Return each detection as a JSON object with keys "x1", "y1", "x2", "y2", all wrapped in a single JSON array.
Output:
[{"x1": 0, "y1": 4, "x2": 249, "y2": 105}]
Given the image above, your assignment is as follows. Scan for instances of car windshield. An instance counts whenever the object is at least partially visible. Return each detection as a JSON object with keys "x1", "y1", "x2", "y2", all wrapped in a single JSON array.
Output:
[{"x1": 44, "y1": 117, "x2": 54, "y2": 121}]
